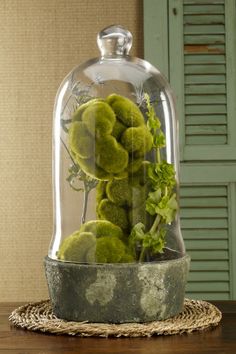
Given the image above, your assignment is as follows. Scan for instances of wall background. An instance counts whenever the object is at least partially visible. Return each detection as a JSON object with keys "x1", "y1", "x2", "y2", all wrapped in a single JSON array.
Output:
[{"x1": 0, "y1": 0, "x2": 143, "y2": 301}]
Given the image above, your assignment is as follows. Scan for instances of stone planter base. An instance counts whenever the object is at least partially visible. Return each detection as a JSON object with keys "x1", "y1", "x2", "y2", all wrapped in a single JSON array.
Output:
[{"x1": 44, "y1": 255, "x2": 190, "y2": 323}]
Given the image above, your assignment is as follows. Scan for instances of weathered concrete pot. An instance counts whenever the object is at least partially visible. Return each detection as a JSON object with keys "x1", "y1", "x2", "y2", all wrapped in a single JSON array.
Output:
[{"x1": 44, "y1": 254, "x2": 190, "y2": 323}]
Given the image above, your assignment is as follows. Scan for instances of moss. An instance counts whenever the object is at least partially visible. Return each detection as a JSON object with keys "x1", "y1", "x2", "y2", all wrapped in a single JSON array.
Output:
[
  {"x1": 120, "y1": 251, "x2": 135, "y2": 263},
  {"x1": 95, "y1": 236, "x2": 126, "y2": 263},
  {"x1": 79, "y1": 220, "x2": 124, "y2": 240},
  {"x1": 69, "y1": 121, "x2": 94, "y2": 159},
  {"x1": 82, "y1": 101, "x2": 116, "y2": 137},
  {"x1": 76, "y1": 155, "x2": 112, "y2": 180},
  {"x1": 57, "y1": 232, "x2": 96, "y2": 263},
  {"x1": 127, "y1": 157, "x2": 143, "y2": 174},
  {"x1": 98, "y1": 198, "x2": 129, "y2": 231},
  {"x1": 107, "y1": 94, "x2": 144, "y2": 127},
  {"x1": 111, "y1": 119, "x2": 127, "y2": 140},
  {"x1": 106, "y1": 178, "x2": 131, "y2": 206},
  {"x1": 72, "y1": 98, "x2": 102, "y2": 122},
  {"x1": 95, "y1": 136, "x2": 128, "y2": 174},
  {"x1": 96, "y1": 181, "x2": 107, "y2": 205},
  {"x1": 121, "y1": 126, "x2": 153, "y2": 154}
]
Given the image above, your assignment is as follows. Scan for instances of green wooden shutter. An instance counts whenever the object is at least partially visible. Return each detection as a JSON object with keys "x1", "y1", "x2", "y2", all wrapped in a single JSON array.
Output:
[{"x1": 144, "y1": 0, "x2": 236, "y2": 300}]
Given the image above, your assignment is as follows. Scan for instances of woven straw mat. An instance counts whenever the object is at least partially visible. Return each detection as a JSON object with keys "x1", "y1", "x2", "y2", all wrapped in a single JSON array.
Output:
[{"x1": 9, "y1": 299, "x2": 222, "y2": 338}]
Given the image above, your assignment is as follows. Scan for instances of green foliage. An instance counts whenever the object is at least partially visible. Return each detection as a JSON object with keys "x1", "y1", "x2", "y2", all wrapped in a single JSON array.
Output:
[
  {"x1": 129, "y1": 93, "x2": 178, "y2": 261},
  {"x1": 148, "y1": 161, "x2": 176, "y2": 191},
  {"x1": 129, "y1": 222, "x2": 166, "y2": 261}
]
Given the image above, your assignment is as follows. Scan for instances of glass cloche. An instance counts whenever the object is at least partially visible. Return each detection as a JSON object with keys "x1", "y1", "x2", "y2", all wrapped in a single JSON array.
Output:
[
  {"x1": 49, "y1": 25, "x2": 185, "y2": 265},
  {"x1": 45, "y1": 25, "x2": 190, "y2": 323}
]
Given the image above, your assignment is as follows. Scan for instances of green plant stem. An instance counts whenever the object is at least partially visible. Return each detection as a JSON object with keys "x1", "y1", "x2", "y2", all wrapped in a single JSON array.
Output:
[
  {"x1": 139, "y1": 247, "x2": 146, "y2": 263},
  {"x1": 157, "y1": 147, "x2": 161, "y2": 164},
  {"x1": 149, "y1": 214, "x2": 161, "y2": 234}
]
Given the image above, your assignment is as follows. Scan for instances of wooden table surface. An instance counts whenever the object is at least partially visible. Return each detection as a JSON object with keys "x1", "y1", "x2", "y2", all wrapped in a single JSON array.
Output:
[{"x1": 1, "y1": 301, "x2": 236, "y2": 354}]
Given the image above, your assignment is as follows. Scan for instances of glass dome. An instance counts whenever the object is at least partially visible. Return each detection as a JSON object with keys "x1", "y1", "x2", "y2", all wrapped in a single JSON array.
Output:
[{"x1": 49, "y1": 25, "x2": 185, "y2": 264}]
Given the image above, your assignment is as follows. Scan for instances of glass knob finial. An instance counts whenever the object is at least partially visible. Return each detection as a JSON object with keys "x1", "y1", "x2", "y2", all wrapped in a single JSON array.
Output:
[{"x1": 97, "y1": 25, "x2": 133, "y2": 58}]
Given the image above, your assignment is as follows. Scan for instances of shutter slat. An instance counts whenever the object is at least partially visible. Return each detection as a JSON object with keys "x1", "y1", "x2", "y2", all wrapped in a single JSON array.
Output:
[
  {"x1": 186, "y1": 293, "x2": 229, "y2": 300},
  {"x1": 185, "y1": 84, "x2": 226, "y2": 94},
  {"x1": 180, "y1": 186, "x2": 227, "y2": 197},
  {"x1": 186, "y1": 125, "x2": 227, "y2": 135},
  {"x1": 185, "y1": 105, "x2": 227, "y2": 114},
  {"x1": 184, "y1": 24, "x2": 225, "y2": 34},
  {"x1": 185, "y1": 239, "x2": 228, "y2": 250},
  {"x1": 181, "y1": 207, "x2": 227, "y2": 218},
  {"x1": 185, "y1": 74, "x2": 225, "y2": 84},
  {"x1": 186, "y1": 135, "x2": 227, "y2": 144},
  {"x1": 184, "y1": 54, "x2": 225, "y2": 64},
  {"x1": 184, "y1": 14, "x2": 225, "y2": 25},
  {"x1": 190, "y1": 260, "x2": 229, "y2": 271},
  {"x1": 186, "y1": 115, "x2": 226, "y2": 125},
  {"x1": 185, "y1": 64, "x2": 226, "y2": 74},
  {"x1": 184, "y1": 45, "x2": 225, "y2": 54},
  {"x1": 189, "y1": 271, "x2": 229, "y2": 281},
  {"x1": 180, "y1": 196, "x2": 227, "y2": 207},
  {"x1": 187, "y1": 282, "x2": 229, "y2": 292},
  {"x1": 184, "y1": 34, "x2": 225, "y2": 45},
  {"x1": 182, "y1": 218, "x2": 227, "y2": 228},
  {"x1": 184, "y1": 4, "x2": 224, "y2": 14},
  {"x1": 185, "y1": 96, "x2": 226, "y2": 104},
  {"x1": 183, "y1": 229, "x2": 228, "y2": 239},
  {"x1": 188, "y1": 250, "x2": 228, "y2": 260}
]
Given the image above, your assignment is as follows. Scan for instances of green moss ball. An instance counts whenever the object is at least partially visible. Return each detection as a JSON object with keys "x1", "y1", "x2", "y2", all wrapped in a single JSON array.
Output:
[
  {"x1": 82, "y1": 101, "x2": 116, "y2": 137},
  {"x1": 121, "y1": 126, "x2": 153, "y2": 154},
  {"x1": 98, "y1": 198, "x2": 129, "y2": 231},
  {"x1": 106, "y1": 178, "x2": 131, "y2": 206},
  {"x1": 107, "y1": 94, "x2": 144, "y2": 127},
  {"x1": 111, "y1": 119, "x2": 127, "y2": 140},
  {"x1": 69, "y1": 122, "x2": 94, "y2": 159},
  {"x1": 72, "y1": 98, "x2": 102, "y2": 122},
  {"x1": 95, "y1": 236, "x2": 126, "y2": 263},
  {"x1": 79, "y1": 220, "x2": 124, "y2": 240},
  {"x1": 76, "y1": 155, "x2": 112, "y2": 180},
  {"x1": 95, "y1": 136, "x2": 128, "y2": 174},
  {"x1": 57, "y1": 231, "x2": 96, "y2": 263}
]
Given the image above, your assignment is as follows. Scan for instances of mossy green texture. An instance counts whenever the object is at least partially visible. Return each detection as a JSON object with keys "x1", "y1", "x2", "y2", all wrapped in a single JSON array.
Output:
[
  {"x1": 95, "y1": 236, "x2": 126, "y2": 263},
  {"x1": 57, "y1": 231, "x2": 96, "y2": 263},
  {"x1": 69, "y1": 122, "x2": 94, "y2": 159},
  {"x1": 79, "y1": 220, "x2": 124, "y2": 240},
  {"x1": 107, "y1": 94, "x2": 144, "y2": 127},
  {"x1": 121, "y1": 126, "x2": 153, "y2": 155},
  {"x1": 69, "y1": 95, "x2": 153, "y2": 181},
  {"x1": 98, "y1": 199, "x2": 129, "y2": 231},
  {"x1": 95, "y1": 136, "x2": 128, "y2": 174},
  {"x1": 82, "y1": 101, "x2": 116, "y2": 137},
  {"x1": 57, "y1": 220, "x2": 134, "y2": 264},
  {"x1": 106, "y1": 178, "x2": 131, "y2": 206}
]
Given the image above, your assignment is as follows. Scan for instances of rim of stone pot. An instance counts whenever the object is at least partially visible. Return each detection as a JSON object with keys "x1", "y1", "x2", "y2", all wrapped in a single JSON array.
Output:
[{"x1": 45, "y1": 254, "x2": 190, "y2": 268}]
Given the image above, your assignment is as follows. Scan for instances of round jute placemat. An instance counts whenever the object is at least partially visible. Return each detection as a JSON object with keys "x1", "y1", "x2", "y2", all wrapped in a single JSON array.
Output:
[{"x1": 9, "y1": 299, "x2": 222, "y2": 338}]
